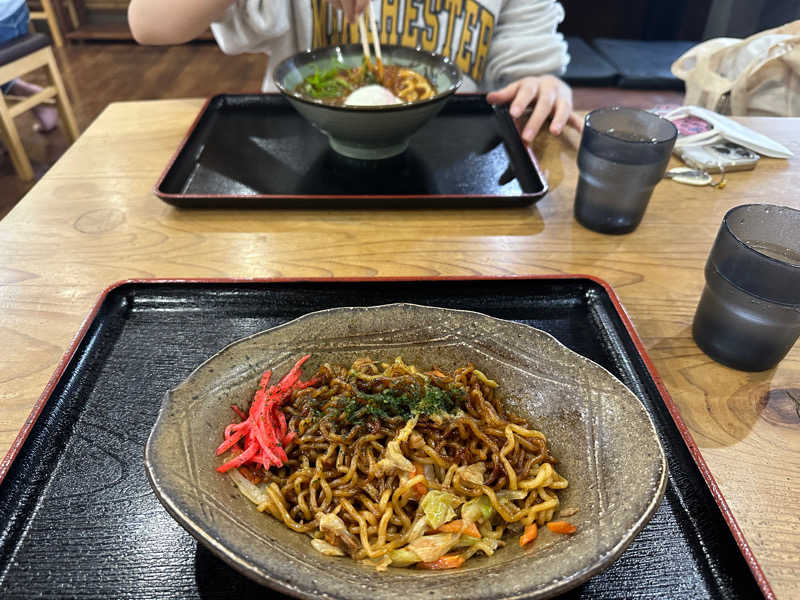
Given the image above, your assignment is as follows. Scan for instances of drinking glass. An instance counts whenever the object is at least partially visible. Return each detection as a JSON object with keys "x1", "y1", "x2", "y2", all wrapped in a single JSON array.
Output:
[
  {"x1": 574, "y1": 107, "x2": 677, "y2": 234},
  {"x1": 692, "y1": 204, "x2": 800, "y2": 371}
]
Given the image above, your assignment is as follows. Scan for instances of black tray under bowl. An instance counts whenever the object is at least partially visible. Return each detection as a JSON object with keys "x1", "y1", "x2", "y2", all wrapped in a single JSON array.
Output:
[
  {"x1": 0, "y1": 277, "x2": 768, "y2": 599},
  {"x1": 155, "y1": 94, "x2": 548, "y2": 208}
]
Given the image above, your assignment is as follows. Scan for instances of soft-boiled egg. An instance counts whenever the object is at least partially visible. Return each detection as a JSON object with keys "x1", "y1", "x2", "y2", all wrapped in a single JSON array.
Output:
[{"x1": 344, "y1": 85, "x2": 403, "y2": 107}]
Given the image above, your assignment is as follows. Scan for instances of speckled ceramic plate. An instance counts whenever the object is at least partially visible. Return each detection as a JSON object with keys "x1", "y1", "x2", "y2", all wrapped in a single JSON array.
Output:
[{"x1": 145, "y1": 304, "x2": 667, "y2": 600}]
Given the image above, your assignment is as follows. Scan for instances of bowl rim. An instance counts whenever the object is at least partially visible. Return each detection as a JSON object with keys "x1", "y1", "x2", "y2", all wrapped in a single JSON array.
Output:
[{"x1": 273, "y1": 43, "x2": 463, "y2": 112}]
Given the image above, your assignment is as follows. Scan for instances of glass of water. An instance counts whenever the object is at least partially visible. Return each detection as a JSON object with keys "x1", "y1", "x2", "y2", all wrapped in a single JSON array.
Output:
[
  {"x1": 574, "y1": 107, "x2": 677, "y2": 234},
  {"x1": 693, "y1": 204, "x2": 800, "y2": 371}
]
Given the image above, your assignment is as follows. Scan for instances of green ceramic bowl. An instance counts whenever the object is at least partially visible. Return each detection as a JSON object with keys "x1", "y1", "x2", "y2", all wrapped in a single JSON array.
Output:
[
  {"x1": 145, "y1": 304, "x2": 667, "y2": 600},
  {"x1": 273, "y1": 45, "x2": 462, "y2": 159}
]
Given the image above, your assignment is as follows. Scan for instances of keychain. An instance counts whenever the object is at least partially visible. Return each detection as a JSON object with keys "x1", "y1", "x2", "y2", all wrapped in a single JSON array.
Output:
[{"x1": 664, "y1": 166, "x2": 727, "y2": 189}]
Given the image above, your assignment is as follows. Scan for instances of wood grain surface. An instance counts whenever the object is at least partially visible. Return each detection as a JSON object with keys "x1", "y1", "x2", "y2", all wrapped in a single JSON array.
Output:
[{"x1": 0, "y1": 99, "x2": 798, "y2": 598}]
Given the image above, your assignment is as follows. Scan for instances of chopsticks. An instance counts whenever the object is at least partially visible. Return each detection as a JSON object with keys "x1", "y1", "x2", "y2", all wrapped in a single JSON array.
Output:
[
  {"x1": 357, "y1": 3, "x2": 383, "y2": 82},
  {"x1": 357, "y1": 13, "x2": 371, "y2": 60},
  {"x1": 366, "y1": 3, "x2": 383, "y2": 72}
]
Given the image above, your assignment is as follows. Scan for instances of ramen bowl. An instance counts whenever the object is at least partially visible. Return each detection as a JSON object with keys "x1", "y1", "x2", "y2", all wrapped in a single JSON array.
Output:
[{"x1": 273, "y1": 45, "x2": 462, "y2": 160}]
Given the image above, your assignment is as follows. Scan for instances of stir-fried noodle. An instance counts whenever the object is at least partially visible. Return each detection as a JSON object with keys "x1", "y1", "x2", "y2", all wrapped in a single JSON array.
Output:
[{"x1": 218, "y1": 356, "x2": 570, "y2": 570}]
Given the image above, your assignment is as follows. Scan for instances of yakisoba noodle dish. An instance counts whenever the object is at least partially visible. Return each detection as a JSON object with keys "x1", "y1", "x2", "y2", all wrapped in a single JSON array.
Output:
[
  {"x1": 295, "y1": 59, "x2": 436, "y2": 106},
  {"x1": 215, "y1": 355, "x2": 577, "y2": 571}
]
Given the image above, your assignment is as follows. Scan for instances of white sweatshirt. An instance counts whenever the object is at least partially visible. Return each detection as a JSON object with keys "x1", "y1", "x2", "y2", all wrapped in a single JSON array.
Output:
[{"x1": 211, "y1": 0, "x2": 569, "y2": 92}]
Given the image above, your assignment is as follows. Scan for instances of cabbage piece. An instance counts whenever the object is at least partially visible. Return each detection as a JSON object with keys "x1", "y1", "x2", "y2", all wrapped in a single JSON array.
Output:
[
  {"x1": 420, "y1": 490, "x2": 461, "y2": 529},
  {"x1": 228, "y1": 468, "x2": 268, "y2": 505},
  {"x1": 461, "y1": 495, "x2": 494, "y2": 523},
  {"x1": 457, "y1": 463, "x2": 485, "y2": 486},
  {"x1": 423, "y1": 463, "x2": 437, "y2": 485},
  {"x1": 406, "y1": 533, "x2": 460, "y2": 563},
  {"x1": 318, "y1": 512, "x2": 360, "y2": 556},
  {"x1": 453, "y1": 535, "x2": 500, "y2": 555},
  {"x1": 389, "y1": 548, "x2": 421, "y2": 567},
  {"x1": 374, "y1": 440, "x2": 414, "y2": 475},
  {"x1": 406, "y1": 515, "x2": 429, "y2": 544},
  {"x1": 374, "y1": 416, "x2": 417, "y2": 475},
  {"x1": 311, "y1": 539, "x2": 345, "y2": 557}
]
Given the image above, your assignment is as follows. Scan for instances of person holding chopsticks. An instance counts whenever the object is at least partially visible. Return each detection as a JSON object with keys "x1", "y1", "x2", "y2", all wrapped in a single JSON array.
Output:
[{"x1": 128, "y1": 0, "x2": 580, "y2": 142}]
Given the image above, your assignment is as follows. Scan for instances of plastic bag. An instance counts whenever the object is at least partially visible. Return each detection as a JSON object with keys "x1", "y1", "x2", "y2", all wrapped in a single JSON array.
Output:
[{"x1": 671, "y1": 21, "x2": 800, "y2": 117}]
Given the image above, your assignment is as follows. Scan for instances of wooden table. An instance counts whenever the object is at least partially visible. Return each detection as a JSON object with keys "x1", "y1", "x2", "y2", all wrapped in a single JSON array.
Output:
[{"x1": 1, "y1": 99, "x2": 798, "y2": 598}]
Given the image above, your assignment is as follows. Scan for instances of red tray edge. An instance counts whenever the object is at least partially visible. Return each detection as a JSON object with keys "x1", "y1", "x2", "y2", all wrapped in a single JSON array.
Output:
[
  {"x1": 151, "y1": 93, "x2": 549, "y2": 203},
  {"x1": 0, "y1": 274, "x2": 774, "y2": 600}
]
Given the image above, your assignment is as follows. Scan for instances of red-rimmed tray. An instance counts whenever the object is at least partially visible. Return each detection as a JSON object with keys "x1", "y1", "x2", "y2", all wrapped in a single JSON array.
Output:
[
  {"x1": 154, "y1": 94, "x2": 549, "y2": 209},
  {"x1": 0, "y1": 276, "x2": 770, "y2": 599}
]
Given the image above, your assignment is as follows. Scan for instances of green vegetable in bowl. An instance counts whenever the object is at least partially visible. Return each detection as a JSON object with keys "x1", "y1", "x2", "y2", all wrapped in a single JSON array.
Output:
[
  {"x1": 299, "y1": 57, "x2": 383, "y2": 101},
  {"x1": 389, "y1": 548, "x2": 421, "y2": 567},
  {"x1": 420, "y1": 490, "x2": 461, "y2": 529},
  {"x1": 461, "y1": 495, "x2": 494, "y2": 523},
  {"x1": 300, "y1": 65, "x2": 353, "y2": 99}
]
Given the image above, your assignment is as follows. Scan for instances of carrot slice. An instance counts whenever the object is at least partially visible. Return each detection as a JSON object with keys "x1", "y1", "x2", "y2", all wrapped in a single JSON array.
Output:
[
  {"x1": 437, "y1": 520, "x2": 481, "y2": 538},
  {"x1": 411, "y1": 463, "x2": 428, "y2": 497},
  {"x1": 417, "y1": 554, "x2": 465, "y2": 570},
  {"x1": 520, "y1": 523, "x2": 538, "y2": 546},
  {"x1": 547, "y1": 521, "x2": 577, "y2": 535}
]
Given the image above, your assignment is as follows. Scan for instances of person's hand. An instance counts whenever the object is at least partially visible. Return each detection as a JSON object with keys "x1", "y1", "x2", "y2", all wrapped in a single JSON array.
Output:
[
  {"x1": 325, "y1": 0, "x2": 370, "y2": 23},
  {"x1": 486, "y1": 75, "x2": 582, "y2": 143}
]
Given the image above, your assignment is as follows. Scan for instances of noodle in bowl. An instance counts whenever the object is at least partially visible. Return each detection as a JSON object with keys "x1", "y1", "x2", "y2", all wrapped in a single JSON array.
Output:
[
  {"x1": 273, "y1": 45, "x2": 462, "y2": 160},
  {"x1": 145, "y1": 304, "x2": 667, "y2": 600},
  {"x1": 217, "y1": 356, "x2": 570, "y2": 571}
]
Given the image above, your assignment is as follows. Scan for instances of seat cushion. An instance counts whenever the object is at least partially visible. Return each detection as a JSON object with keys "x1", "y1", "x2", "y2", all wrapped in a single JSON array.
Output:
[
  {"x1": 0, "y1": 33, "x2": 50, "y2": 69},
  {"x1": 592, "y1": 38, "x2": 696, "y2": 90},
  {"x1": 563, "y1": 36, "x2": 619, "y2": 87}
]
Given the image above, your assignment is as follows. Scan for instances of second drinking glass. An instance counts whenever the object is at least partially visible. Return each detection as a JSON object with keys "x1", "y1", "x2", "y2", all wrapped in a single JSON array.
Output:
[{"x1": 574, "y1": 107, "x2": 677, "y2": 234}]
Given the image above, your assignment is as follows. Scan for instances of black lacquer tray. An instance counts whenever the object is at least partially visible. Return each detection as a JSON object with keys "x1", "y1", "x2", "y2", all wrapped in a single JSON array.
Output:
[
  {"x1": 0, "y1": 277, "x2": 769, "y2": 599},
  {"x1": 155, "y1": 94, "x2": 548, "y2": 208}
]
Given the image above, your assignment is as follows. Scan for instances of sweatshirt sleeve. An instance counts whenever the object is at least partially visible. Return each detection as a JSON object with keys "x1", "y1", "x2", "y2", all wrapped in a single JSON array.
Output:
[
  {"x1": 211, "y1": 0, "x2": 292, "y2": 54},
  {"x1": 483, "y1": 0, "x2": 570, "y2": 89}
]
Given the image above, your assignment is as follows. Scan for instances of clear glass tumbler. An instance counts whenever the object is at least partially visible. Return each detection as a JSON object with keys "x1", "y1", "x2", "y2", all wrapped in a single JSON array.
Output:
[
  {"x1": 574, "y1": 107, "x2": 677, "y2": 234},
  {"x1": 692, "y1": 204, "x2": 800, "y2": 371}
]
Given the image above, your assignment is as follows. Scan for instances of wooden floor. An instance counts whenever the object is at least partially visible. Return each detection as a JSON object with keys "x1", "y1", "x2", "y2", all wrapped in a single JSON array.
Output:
[
  {"x1": 0, "y1": 43, "x2": 267, "y2": 219},
  {"x1": 0, "y1": 42, "x2": 683, "y2": 220}
]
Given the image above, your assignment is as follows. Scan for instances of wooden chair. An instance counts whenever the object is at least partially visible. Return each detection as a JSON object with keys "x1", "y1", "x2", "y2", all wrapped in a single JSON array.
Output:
[
  {"x1": 0, "y1": 33, "x2": 79, "y2": 181},
  {"x1": 28, "y1": 0, "x2": 81, "y2": 48}
]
